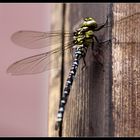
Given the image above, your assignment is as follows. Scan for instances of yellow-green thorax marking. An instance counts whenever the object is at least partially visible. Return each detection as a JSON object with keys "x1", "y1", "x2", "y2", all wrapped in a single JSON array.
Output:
[{"x1": 73, "y1": 17, "x2": 97, "y2": 47}]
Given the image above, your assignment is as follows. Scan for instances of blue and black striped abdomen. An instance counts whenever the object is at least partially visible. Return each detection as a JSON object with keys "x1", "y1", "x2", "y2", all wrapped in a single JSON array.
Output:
[{"x1": 55, "y1": 44, "x2": 89, "y2": 130}]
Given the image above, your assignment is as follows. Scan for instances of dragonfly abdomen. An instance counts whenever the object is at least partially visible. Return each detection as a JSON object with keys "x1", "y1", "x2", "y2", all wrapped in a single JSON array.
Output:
[{"x1": 55, "y1": 44, "x2": 88, "y2": 130}]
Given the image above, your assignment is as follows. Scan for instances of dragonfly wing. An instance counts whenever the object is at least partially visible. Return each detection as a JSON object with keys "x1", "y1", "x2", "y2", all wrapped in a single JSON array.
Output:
[
  {"x1": 7, "y1": 53, "x2": 49, "y2": 75},
  {"x1": 11, "y1": 30, "x2": 73, "y2": 49},
  {"x1": 7, "y1": 42, "x2": 73, "y2": 75}
]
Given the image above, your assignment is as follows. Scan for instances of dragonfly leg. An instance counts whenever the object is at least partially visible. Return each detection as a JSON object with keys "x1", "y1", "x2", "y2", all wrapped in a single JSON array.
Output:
[
  {"x1": 91, "y1": 37, "x2": 104, "y2": 66},
  {"x1": 93, "y1": 34, "x2": 100, "y2": 44},
  {"x1": 98, "y1": 38, "x2": 112, "y2": 45},
  {"x1": 81, "y1": 57, "x2": 87, "y2": 71},
  {"x1": 93, "y1": 34, "x2": 114, "y2": 49},
  {"x1": 94, "y1": 16, "x2": 109, "y2": 31}
]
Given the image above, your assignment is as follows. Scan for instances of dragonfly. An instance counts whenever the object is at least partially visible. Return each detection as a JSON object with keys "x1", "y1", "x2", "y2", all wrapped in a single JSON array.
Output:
[{"x1": 7, "y1": 13, "x2": 139, "y2": 131}]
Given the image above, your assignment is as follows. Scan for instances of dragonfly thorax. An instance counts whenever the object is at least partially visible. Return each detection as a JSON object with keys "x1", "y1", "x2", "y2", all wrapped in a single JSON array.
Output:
[{"x1": 73, "y1": 22, "x2": 95, "y2": 46}]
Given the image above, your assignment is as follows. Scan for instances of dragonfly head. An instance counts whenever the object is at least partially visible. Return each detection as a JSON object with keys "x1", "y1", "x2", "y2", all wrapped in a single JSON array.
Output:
[{"x1": 82, "y1": 17, "x2": 97, "y2": 28}]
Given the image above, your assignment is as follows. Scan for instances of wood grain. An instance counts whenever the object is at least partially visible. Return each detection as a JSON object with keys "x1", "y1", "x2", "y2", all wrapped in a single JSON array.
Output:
[
  {"x1": 48, "y1": 3, "x2": 140, "y2": 137},
  {"x1": 62, "y1": 3, "x2": 112, "y2": 136},
  {"x1": 112, "y1": 3, "x2": 140, "y2": 136}
]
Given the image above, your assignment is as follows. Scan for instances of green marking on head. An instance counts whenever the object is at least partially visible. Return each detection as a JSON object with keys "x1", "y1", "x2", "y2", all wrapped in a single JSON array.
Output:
[{"x1": 82, "y1": 17, "x2": 97, "y2": 28}]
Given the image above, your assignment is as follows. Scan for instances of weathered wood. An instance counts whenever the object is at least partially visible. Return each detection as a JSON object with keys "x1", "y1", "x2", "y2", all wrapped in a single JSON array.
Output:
[
  {"x1": 48, "y1": 3, "x2": 140, "y2": 137},
  {"x1": 48, "y1": 3, "x2": 112, "y2": 137},
  {"x1": 62, "y1": 3, "x2": 112, "y2": 136},
  {"x1": 112, "y1": 4, "x2": 140, "y2": 136},
  {"x1": 48, "y1": 4, "x2": 63, "y2": 137}
]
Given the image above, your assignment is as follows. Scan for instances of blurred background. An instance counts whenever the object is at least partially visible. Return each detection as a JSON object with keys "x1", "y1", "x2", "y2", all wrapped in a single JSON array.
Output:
[{"x1": 0, "y1": 3, "x2": 53, "y2": 136}]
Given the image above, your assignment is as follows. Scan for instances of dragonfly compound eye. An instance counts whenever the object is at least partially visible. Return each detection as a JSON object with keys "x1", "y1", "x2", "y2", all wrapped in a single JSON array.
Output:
[
  {"x1": 82, "y1": 17, "x2": 97, "y2": 28},
  {"x1": 84, "y1": 17, "x2": 93, "y2": 21}
]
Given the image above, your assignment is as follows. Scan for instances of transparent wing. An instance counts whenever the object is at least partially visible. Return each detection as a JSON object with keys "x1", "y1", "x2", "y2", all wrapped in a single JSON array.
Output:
[
  {"x1": 7, "y1": 41, "x2": 73, "y2": 75},
  {"x1": 11, "y1": 30, "x2": 73, "y2": 49}
]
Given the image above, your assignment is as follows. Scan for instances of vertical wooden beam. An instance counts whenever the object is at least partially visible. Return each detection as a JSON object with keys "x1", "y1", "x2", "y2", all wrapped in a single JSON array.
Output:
[
  {"x1": 62, "y1": 3, "x2": 112, "y2": 136},
  {"x1": 48, "y1": 4, "x2": 63, "y2": 137},
  {"x1": 49, "y1": 3, "x2": 140, "y2": 137},
  {"x1": 112, "y1": 3, "x2": 140, "y2": 136}
]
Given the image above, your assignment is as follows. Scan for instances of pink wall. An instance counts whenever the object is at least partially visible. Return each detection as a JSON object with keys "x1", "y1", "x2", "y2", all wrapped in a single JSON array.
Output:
[{"x1": 0, "y1": 4, "x2": 52, "y2": 136}]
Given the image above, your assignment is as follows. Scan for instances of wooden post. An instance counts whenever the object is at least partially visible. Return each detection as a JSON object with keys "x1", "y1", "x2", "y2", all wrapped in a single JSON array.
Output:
[
  {"x1": 48, "y1": 4, "x2": 63, "y2": 137},
  {"x1": 48, "y1": 3, "x2": 140, "y2": 137},
  {"x1": 62, "y1": 3, "x2": 112, "y2": 136},
  {"x1": 112, "y1": 4, "x2": 140, "y2": 136}
]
